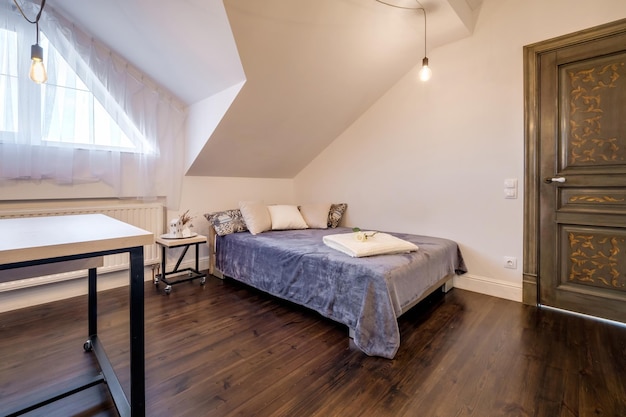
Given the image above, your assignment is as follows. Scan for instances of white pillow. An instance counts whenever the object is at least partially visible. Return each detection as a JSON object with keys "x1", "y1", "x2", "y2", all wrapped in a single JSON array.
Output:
[
  {"x1": 299, "y1": 203, "x2": 331, "y2": 229},
  {"x1": 267, "y1": 205, "x2": 308, "y2": 230},
  {"x1": 239, "y1": 201, "x2": 272, "y2": 235}
]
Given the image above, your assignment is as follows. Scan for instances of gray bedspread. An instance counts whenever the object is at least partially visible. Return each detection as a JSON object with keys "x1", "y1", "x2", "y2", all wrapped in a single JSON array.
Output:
[{"x1": 215, "y1": 227, "x2": 466, "y2": 359}]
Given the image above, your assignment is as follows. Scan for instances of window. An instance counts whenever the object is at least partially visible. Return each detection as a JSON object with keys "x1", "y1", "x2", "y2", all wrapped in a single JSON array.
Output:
[
  {"x1": 0, "y1": 25, "x2": 151, "y2": 154},
  {"x1": 1, "y1": 3, "x2": 184, "y2": 208},
  {"x1": 0, "y1": 27, "x2": 18, "y2": 135}
]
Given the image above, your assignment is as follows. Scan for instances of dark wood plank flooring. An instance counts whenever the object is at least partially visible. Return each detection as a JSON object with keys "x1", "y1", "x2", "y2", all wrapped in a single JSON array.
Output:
[{"x1": 1, "y1": 275, "x2": 625, "y2": 417}]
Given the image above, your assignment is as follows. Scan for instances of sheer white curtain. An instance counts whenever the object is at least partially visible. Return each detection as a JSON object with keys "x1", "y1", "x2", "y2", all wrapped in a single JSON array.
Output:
[{"x1": 0, "y1": 2, "x2": 186, "y2": 209}]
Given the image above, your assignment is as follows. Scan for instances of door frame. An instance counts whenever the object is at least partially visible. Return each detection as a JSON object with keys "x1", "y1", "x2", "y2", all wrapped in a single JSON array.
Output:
[{"x1": 523, "y1": 18, "x2": 626, "y2": 306}]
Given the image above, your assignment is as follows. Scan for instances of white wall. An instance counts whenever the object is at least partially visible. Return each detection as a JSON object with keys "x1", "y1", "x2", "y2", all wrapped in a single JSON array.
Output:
[
  {"x1": 294, "y1": 0, "x2": 626, "y2": 302},
  {"x1": 170, "y1": 175, "x2": 297, "y2": 256},
  {"x1": 185, "y1": 81, "x2": 246, "y2": 172}
]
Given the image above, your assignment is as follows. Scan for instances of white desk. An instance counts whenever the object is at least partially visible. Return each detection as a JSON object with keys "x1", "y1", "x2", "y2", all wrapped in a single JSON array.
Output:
[{"x1": 0, "y1": 214, "x2": 153, "y2": 417}]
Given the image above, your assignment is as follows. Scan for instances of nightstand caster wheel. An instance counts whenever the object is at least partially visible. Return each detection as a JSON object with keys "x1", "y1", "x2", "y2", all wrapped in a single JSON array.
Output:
[
  {"x1": 164, "y1": 285, "x2": 172, "y2": 294},
  {"x1": 200, "y1": 277, "x2": 206, "y2": 285},
  {"x1": 83, "y1": 340, "x2": 92, "y2": 352},
  {"x1": 154, "y1": 276, "x2": 160, "y2": 285}
]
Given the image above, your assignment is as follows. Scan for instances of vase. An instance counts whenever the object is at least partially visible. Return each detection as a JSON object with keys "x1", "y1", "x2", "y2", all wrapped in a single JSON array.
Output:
[{"x1": 169, "y1": 218, "x2": 183, "y2": 238}]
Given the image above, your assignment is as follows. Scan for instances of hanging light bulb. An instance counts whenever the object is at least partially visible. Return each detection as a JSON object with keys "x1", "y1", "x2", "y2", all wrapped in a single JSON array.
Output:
[
  {"x1": 419, "y1": 57, "x2": 432, "y2": 82},
  {"x1": 30, "y1": 43, "x2": 47, "y2": 84},
  {"x1": 13, "y1": 0, "x2": 47, "y2": 84}
]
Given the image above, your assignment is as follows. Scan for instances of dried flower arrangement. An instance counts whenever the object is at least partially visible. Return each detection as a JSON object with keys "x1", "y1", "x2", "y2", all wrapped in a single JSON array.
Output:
[{"x1": 178, "y1": 209, "x2": 194, "y2": 227}]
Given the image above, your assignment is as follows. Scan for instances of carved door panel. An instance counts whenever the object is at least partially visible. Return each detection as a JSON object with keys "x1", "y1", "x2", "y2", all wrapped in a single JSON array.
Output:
[{"x1": 538, "y1": 30, "x2": 626, "y2": 322}]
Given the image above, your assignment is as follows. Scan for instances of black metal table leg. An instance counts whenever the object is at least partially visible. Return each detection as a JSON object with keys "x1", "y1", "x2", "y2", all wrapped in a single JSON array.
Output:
[
  {"x1": 155, "y1": 237, "x2": 207, "y2": 293},
  {"x1": 5, "y1": 249, "x2": 145, "y2": 417},
  {"x1": 129, "y1": 246, "x2": 145, "y2": 417},
  {"x1": 172, "y1": 245, "x2": 190, "y2": 273},
  {"x1": 159, "y1": 245, "x2": 166, "y2": 284},
  {"x1": 88, "y1": 267, "x2": 97, "y2": 338}
]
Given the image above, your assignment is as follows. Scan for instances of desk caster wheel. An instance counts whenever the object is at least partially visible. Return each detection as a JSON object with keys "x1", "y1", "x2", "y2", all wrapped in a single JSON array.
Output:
[
  {"x1": 84, "y1": 340, "x2": 93, "y2": 352},
  {"x1": 200, "y1": 277, "x2": 206, "y2": 285},
  {"x1": 164, "y1": 285, "x2": 172, "y2": 294},
  {"x1": 154, "y1": 274, "x2": 160, "y2": 285}
]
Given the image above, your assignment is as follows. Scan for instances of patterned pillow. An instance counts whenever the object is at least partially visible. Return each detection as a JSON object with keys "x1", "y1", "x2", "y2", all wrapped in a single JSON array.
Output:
[
  {"x1": 327, "y1": 203, "x2": 347, "y2": 228},
  {"x1": 204, "y1": 209, "x2": 248, "y2": 236}
]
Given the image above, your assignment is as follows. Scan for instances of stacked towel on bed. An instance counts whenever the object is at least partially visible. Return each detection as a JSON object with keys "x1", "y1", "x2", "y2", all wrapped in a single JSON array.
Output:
[{"x1": 323, "y1": 232, "x2": 419, "y2": 257}]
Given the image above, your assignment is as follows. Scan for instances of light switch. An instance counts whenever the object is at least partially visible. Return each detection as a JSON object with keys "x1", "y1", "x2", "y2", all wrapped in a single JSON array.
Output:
[
  {"x1": 504, "y1": 178, "x2": 517, "y2": 188},
  {"x1": 504, "y1": 178, "x2": 518, "y2": 199}
]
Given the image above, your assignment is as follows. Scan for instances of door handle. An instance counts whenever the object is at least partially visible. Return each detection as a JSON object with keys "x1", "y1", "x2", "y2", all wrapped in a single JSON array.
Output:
[{"x1": 544, "y1": 177, "x2": 566, "y2": 184}]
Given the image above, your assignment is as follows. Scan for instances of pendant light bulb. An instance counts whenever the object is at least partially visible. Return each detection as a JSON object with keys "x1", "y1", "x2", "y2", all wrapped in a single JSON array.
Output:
[
  {"x1": 30, "y1": 43, "x2": 47, "y2": 84},
  {"x1": 419, "y1": 57, "x2": 432, "y2": 82}
]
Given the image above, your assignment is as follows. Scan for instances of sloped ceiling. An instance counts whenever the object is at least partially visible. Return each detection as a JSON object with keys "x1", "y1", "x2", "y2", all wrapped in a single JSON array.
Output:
[
  {"x1": 52, "y1": 0, "x2": 244, "y2": 104},
  {"x1": 52, "y1": 0, "x2": 482, "y2": 178}
]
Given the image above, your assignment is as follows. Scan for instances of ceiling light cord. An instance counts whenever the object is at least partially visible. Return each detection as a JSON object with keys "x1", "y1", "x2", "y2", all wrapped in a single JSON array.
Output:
[
  {"x1": 375, "y1": 0, "x2": 431, "y2": 81},
  {"x1": 12, "y1": 0, "x2": 46, "y2": 24},
  {"x1": 418, "y1": 8, "x2": 431, "y2": 81},
  {"x1": 374, "y1": 0, "x2": 424, "y2": 10},
  {"x1": 13, "y1": 0, "x2": 48, "y2": 84}
]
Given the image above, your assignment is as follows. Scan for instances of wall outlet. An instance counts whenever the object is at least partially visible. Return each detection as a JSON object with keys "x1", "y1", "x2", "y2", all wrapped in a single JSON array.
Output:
[{"x1": 503, "y1": 256, "x2": 517, "y2": 269}]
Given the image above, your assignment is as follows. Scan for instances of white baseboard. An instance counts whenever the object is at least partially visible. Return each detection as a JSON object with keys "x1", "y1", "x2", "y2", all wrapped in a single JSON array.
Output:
[
  {"x1": 0, "y1": 256, "x2": 211, "y2": 313},
  {"x1": 453, "y1": 273, "x2": 522, "y2": 303}
]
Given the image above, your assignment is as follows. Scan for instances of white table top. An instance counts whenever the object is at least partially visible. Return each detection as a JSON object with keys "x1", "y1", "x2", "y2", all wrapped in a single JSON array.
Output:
[
  {"x1": 156, "y1": 234, "x2": 207, "y2": 248},
  {"x1": 0, "y1": 214, "x2": 154, "y2": 266}
]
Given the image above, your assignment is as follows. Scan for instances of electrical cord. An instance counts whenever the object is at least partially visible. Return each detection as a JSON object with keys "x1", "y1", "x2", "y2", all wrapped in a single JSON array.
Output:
[{"x1": 12, "y1": 0, "x2": 46, "y2": 44}]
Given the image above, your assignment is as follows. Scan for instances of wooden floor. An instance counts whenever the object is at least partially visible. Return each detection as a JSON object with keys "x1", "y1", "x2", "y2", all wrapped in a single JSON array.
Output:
[{"x1": 1, "y1": 275, "x2": 625, "y2": 417}]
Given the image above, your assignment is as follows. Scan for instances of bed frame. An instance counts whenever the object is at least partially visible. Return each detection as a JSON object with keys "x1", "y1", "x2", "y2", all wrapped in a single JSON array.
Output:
[{"x1": 207, "y1": 226, "x2": 455, "y2": 336}]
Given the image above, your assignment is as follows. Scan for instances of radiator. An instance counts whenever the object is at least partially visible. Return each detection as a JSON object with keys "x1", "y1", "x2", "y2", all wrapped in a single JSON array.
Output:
[{"x1": 0, "y1": 202, "x2": 164, "y2": 292}]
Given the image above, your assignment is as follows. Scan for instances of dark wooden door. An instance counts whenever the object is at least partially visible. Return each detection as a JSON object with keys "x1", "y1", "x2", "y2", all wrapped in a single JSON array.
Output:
[{"x1": 538, "y1": 28, "x2": 626, "y2": 322}]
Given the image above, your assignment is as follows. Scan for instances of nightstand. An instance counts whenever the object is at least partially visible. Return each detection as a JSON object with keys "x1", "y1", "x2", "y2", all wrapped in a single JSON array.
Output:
[{"x1": 155, "y1": 234, "x2": 207, "y2": 294}]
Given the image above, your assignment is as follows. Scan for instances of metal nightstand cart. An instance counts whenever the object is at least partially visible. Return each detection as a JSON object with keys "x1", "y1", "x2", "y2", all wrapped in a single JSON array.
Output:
[{"x1": 155, "y1": 233, "x2": 207, "y2": 294}]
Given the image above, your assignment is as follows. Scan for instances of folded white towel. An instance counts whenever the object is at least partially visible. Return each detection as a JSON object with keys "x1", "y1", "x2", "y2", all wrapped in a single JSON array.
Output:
[{"x1": 323, "y1": 232, "x2": 418, "y2": 258}]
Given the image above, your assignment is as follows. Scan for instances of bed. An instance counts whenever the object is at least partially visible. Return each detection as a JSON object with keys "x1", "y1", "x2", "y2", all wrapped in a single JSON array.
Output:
[{"x1": 206, "y1": 221, "x2": 466, "y2": 359}]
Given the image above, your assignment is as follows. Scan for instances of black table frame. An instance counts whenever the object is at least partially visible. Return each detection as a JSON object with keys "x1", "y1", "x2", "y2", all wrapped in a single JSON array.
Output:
[
  {"x1": 1, "y1": 246, "x2": 145, "y2": 417},
  {"x1": 156, "y1": 240, "x2": 206, "y2": 293}
]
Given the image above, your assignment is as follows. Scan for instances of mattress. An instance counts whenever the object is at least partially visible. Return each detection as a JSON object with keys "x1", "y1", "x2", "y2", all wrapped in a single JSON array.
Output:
[{"x1": 215, "y1": 227, "x2": 467, "y2": 359}]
